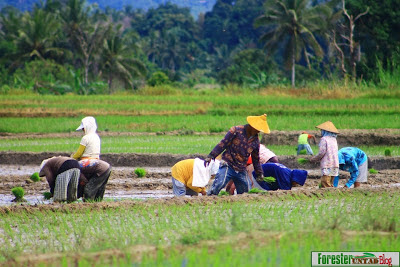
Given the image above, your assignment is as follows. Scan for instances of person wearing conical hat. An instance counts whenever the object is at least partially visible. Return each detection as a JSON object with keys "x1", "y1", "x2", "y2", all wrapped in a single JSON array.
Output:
[
  {"x1": 310, "y1": 121, "x2": 339, "y2": 188},
  {"x1": 204, "y1": 114, "x2": 270, "y2": 195}
]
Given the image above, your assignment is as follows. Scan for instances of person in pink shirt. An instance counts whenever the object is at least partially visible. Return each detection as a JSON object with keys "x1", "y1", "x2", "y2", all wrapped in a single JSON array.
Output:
[{"x1": 310, "y1": 121, "x2": 339, "y2": 188}]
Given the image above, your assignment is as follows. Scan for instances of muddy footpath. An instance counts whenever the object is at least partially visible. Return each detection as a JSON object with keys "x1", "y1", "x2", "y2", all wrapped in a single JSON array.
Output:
[{"x1": 0, "y1": 129, "x2": 400, "y2": 208}]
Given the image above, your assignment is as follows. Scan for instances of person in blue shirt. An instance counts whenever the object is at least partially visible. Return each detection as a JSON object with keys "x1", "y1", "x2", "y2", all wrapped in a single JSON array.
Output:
[
  {"x1": 253, "y1": 163, "x2": 308, "y2": 191},
  {"x1": 333, "y1": 147, "x2": 368, "y2": 188}
]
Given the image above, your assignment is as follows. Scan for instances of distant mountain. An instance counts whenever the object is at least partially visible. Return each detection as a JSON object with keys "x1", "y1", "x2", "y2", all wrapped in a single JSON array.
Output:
[{"x1": 0, "y1": 0, "x2": 217, "y2": 18}]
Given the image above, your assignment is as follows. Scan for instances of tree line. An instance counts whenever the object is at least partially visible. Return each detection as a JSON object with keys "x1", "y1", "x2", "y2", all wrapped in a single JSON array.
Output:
[{"x1": 0, "y1": 0, "x2": 398, "y2": 94}]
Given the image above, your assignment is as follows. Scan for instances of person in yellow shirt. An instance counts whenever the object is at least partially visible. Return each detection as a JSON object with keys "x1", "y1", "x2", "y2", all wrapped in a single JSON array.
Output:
[
  {"x1": 297, "y1": 131, "x2": 316, "y2": 155},
  {"x1": 171, "y1": 158, "x2": 219, "y2": 196}
]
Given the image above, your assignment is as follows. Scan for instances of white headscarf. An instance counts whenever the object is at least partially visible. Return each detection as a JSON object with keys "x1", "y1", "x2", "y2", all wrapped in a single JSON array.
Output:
[{"x1": 76, "y1": 116, "x2": 98, "y2": 134}]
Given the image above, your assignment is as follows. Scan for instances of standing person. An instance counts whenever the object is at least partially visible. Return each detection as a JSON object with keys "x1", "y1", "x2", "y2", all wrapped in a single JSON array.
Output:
[
  {"x1": 78, "y1": 159, "x2": 112, "y2": 201},
  {"x1": 226, "y1": 144, "x2": 278, "y2": 195},
  {"x1": 255, "y1": 163, "x2": 308, "y2": 191},
  {"x1": 72, "y1": 116, "x2": 101, "y2": 160},
  {"x1": 171, "y1": 158, "x2": 219, "y2": 196},
  {"x1": 297, "y1": 131, "x2": 316, "y2": 155},
  {"x1": 205, "y1": 114, "x2": 270, "y2": 195},
  {"x1": 310, "y1": 121, "x2": 339, "y2": 188},
  {"x1": 333, "y1": 147, "x2": 368, "y2": 188},
  {"x1": 39, "y1": 156, "x2": 80, "y2": 202}
]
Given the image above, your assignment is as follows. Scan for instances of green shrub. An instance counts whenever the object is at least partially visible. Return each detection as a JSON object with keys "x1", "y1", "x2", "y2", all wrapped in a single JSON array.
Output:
[
  {"x1": 43, "y1": 192, "x2": 52, "y2": 200},
  {"x1": 297, "y1": 158, "x2": 309, "y2": 165},
  {"x1": 384, "y1": 149, "x2": 392, "y2": 157},
  {"x1": 218, "y1": 190, "x2": 229, "y2": 196},
  {"x1": 369, "y1": 168, "x2": 378, "y2": 174},
  {"x1": 11, "y1": 187, "x2": 25, "y2": 200},
  {"x1": 134, "y1": 168, "x2": 146, "y2": 178},
  {"x1": 248, "y1": 188, "x2": 264, "y2": 194},
  {"x1": 30, "y1": 172, "x2": 40, "y2": 182},
  {"x1": 148, "y1": 71, "x2": 170, "y2": 86}
]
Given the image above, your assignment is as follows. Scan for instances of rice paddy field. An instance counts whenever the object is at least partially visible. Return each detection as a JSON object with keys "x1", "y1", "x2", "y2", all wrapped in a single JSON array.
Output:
[{"x1": 1, "y1": 91, "x2": 400, "y2": 266}]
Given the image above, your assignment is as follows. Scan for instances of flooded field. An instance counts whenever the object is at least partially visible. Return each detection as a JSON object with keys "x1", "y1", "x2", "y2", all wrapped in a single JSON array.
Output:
[{"x1": 1, "y1": 159, "x2": 400, "y2": 207}]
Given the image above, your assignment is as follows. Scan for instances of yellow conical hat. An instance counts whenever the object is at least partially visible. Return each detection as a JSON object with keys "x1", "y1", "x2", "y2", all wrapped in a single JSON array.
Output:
[
  {"x1": 315, "y1": 121, "x2": 339, "y2": 134},
  {"x1": 246, "y1": 114, "x2": 270, "y2": 134}
]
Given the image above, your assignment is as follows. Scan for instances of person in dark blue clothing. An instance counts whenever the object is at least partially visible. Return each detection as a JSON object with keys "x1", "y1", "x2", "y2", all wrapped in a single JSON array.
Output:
[{"x1": 253, "y1": 163, "x2": 308, "y2": 191}]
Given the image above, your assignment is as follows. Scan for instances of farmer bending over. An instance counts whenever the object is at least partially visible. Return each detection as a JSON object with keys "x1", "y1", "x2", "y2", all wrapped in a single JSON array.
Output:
[
  {"x1": 297, "y1": 131, "x2": 316, "y2": 155},
  {"x1": 253, "y1": 163, "x2": 308, "y2": 191},
  {"x1": 39, "y1": 156, "x2": 80, "y2": 202},
  {"x1": 205, "y1": 114, "x2": 270, "y2": 195},
  {"x1": 78, "y1": 159, "x2": 112, "y2": 201},
  {"x1": 333, "y1": 147, "x2": 368, "y2": 188},
  {"x1": 171, "y1": 158, "x2": 219, "y2": 196}
]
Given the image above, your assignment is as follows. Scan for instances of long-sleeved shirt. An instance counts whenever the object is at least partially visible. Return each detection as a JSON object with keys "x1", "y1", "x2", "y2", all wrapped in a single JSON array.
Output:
[
  {"x1": 311, "y1": 136, "x2": 339, "y2": 169},
  {"x1": 208, "y1": 125, "x2": 262, "y2": 176},
  {"x1": 171, "y1": 159, "x2": 205, "y2": 193},
  {"x1": 334, "y1": 147, "x2": 367, "y2": 188}
]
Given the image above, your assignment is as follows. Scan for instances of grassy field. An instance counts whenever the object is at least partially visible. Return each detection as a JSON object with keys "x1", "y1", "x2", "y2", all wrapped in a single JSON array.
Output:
[
  {"x1": 1, "y1": 135, "x2": 400, "y2": 156},
  {"x1": 1, "y1": 93, "x2": 400, "y2": 133},
  {"x1": 0, "y1": 190, "x2": 398, "y2": 266}
]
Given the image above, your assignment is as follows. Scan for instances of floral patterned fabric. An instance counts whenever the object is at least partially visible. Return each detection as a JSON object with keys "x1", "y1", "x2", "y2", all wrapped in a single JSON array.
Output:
[
  {"x1": 312, "y1": 136, "x2": 339, "y2": 171},
  {"x1": 209, "y1": 125, "x2": 262, "y2": 175}
]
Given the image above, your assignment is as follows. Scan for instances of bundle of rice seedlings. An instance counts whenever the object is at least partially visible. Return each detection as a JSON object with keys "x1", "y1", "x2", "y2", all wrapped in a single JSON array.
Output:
[
  {"x1": 263, "y1": 176, "x2": 276, "y2": 183},
  {"x1": 11, "y1": 187, "x2": 26, "y2": 202},
  {"x1": 43, "y1": 192, "x2": 52, "y2": 200},
  {"x1": 248, "y1": 188, "x2": 264, "y2": 194},
  {"x1": 30, "y1": 172, "x2": 40, "y2": 182},
  {"x1": 384, "y1": 149, "x2": 392, "y2": 157},
  {"x1": 218, "y1": 190, "x2": 229, "y2": 196},
  {"x1": 369, "y1": 168, "x2": 378, "y2": 174},
  {"x1": 297, "y1": 158, "x2": 309, "y2": 165},
  {"x1": 134, "y1": 168, "x2": 146, "y2": 178}
]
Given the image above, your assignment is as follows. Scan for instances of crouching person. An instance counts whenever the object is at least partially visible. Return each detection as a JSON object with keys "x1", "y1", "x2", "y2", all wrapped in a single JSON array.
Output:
[
  {"x1": 78, "y1": 159, "x2": 111, "y2": 202},
  {"x1": 254, "y1": 163, "x2": 308, "y2": 191},
  {"x1": 171, "y1": 158, "x2": 219, "y2": 197},
  {"x1": 39, "y1": 156, "x2": 80, "y2": 203},
  {"x1": 333, "y1": 147, "x2": 368, "y2": 188}
]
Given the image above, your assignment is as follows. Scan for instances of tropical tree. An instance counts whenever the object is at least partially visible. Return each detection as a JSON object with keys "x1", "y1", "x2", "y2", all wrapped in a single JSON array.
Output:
[
  {"x1": 5, "y1": 7, "x2": 63, "y2": 69},
  {"x1": 99, "y1": 26, "x2": 146, "y2": 91},
  {"x1": 255, "y1": 0, "x2": 326, "y2": 87}
]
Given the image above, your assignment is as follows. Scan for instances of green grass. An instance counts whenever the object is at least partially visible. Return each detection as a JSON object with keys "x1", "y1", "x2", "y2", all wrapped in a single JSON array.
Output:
[
  {"x1": 1, "y1": 93, "x2": 400, "y2": 133},
  {"x1": 0, "y1": 190, "x2": 398, "y2": 266},
  {"x1": 0, "y1": 135, "x2": 399, "y2": 156}
]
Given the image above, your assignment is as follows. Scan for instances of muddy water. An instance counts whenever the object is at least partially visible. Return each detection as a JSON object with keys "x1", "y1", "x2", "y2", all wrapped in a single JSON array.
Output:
[{"x1": 1, "y1": 163, "x2": 400, "y2": 207}]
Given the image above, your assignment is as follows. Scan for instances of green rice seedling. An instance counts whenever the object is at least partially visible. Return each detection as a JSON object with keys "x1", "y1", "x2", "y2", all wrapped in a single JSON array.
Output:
[
  {"x1": 11, "y1": 187, "x2": 25, "y2": 202},
  {"x1": 299, "y1": 149, "x2": 307, "y2": 155},
  {"x1": 263, "y1": 176, "x2": 276, "y2": 183},
  {"x1": 43, "y1": 192, "x2": 52, "y2": 200},
  {"x1": 297, "y1": 158, "x2": 309, "y2": 165},
  {"x1": 134, "y1": 168, "x2": 146, "y2": 178},
  {"x1": 384, "y1": 149, "x2": 392, "y2": 156},
  {"x1": 218, "y1": 190, "x2": 229, "y2": 196},
  {"x1": 30, "y1": 172, "x2": 40, "y2": 182},
  {"x1": 248, "y1": 188, "x2": 264, "y2": 194},
  {"x1": 369, "y1": 168, "x2": 378, "y2": 174}
]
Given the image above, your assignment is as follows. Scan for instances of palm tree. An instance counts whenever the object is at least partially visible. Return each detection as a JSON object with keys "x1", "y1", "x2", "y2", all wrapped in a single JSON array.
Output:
[
  {"x1": 5, "y1": 7, "x2": 63, "y2": 68},
  {"x1": 255, "y1": 0, "x2": 325, "y2": 87},
  {"x1": 100, "y1": 26, "x2": 146, "y2": 91}
]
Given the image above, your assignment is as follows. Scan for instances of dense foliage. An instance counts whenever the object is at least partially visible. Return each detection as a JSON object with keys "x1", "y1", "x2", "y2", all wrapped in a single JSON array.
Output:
[{"x1": 0, "y1": 0, "x2": 399, "y2": 94}]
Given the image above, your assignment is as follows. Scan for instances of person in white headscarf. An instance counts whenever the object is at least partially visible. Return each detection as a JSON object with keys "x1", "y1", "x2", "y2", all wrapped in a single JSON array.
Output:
[
  {"x1": 171, "y1": 158, "x2": 220, "y2": 196},
  {"x1": 71, "y1": 116, "x2": 101, "y2": 160}
]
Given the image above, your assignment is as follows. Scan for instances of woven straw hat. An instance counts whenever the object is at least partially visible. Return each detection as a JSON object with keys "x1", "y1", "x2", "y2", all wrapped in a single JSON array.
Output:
[
  {"x1": 246, "y1": 114, "x2": 270, "y2": 133},
  {"x1": 315, "y1": 121, "x2": 339, "y2": 134}
]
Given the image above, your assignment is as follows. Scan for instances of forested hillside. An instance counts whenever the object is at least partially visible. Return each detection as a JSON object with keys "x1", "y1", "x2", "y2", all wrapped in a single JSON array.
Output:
[
  {"x1": 0, "y1": 0, "x2": 399, "y2": 94},
  {"x1": 0, "y1": 0, "x2": 216, "y2": 18}
]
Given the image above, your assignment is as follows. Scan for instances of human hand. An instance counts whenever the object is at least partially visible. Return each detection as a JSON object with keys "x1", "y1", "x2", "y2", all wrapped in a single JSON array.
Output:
[
  {"x1": 200, "y1": 190, "x2": 207, "y2": 196},
  {"x1": 204, "y1": 157, "x2": 212, "y2": 167},
  {"x1": 255, "y1": 174, "x2": 264, "y2": 183}
]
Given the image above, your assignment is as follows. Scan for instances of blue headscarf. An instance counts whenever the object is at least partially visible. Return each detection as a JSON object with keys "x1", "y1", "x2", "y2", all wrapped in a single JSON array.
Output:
[{"x1": 321, "y1": 130, "x2": 337, "y2": 138}]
